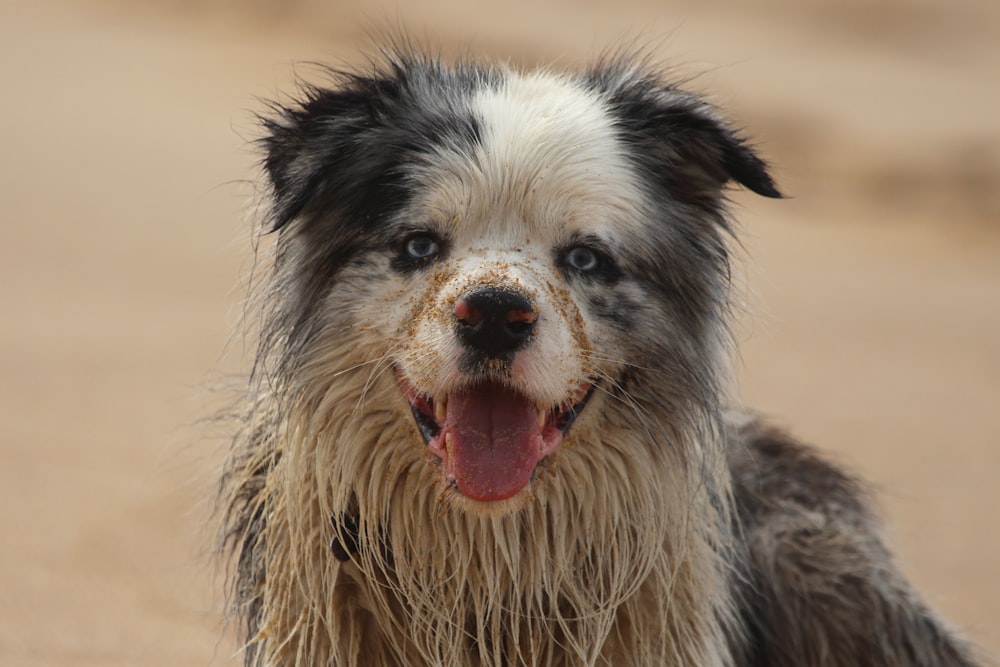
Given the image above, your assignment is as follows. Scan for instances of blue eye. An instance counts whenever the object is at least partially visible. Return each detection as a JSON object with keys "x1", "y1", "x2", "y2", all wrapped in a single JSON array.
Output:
[
  {"x1": 404, "y1": 234, "x2": 440, "y2": 260},
  {"x1": 565, "y1": 246, "x2": 600, "y2": 272}
]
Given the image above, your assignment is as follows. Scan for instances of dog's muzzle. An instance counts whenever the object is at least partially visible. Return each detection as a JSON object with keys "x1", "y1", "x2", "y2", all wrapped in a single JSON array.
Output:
[{"x1": 397, "y1": 284, "x2": 596, "y2": 502}]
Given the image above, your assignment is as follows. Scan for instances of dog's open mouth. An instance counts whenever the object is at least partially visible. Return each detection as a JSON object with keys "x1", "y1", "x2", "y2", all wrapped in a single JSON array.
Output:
[{"x1": 400, "y1": 377, "x2": 594, "y2": 502}]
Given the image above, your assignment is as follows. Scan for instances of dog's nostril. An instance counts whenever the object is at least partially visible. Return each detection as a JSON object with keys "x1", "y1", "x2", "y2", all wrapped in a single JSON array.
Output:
[
  {"x1": 504, "y1": 319, "x2": 532, "y2": 336},
  {"x1": 454, "y1": 299, "x2": 483, "y2": 327},
  {"x1": 454, "y1": 288, "x2": 537, "y2": 356}
]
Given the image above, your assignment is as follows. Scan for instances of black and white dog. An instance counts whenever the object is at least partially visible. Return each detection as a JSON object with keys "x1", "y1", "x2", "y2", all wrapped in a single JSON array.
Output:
[{"x1": 220, "y1": 50, "x2": 978, "y2": 666}]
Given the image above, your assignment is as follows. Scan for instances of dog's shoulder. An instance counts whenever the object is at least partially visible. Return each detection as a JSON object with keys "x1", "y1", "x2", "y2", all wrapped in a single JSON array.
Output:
[{"x1": 726, "y1": 414, "x2": 979, "y2": 666}]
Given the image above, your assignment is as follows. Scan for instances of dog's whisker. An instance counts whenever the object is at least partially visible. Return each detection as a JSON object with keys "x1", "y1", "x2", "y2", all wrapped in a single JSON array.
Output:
[{"x1": 353, "y1": 350, "x2": 400, "y2": 415}]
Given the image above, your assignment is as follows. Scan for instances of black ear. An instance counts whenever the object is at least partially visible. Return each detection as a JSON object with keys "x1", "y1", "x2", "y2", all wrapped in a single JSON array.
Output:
[
  {"x1": 590, "y1": 68, "x2": 782, "y2": 203},
  {"x1": 258, "y1": 91, "x2": 350, "y2": 232},
  {"x1": 258, "y1": 108, "x2": 320, "y2": 232},
  {"x1": 257, "y1": 72, "x2": 408, "y2": 233},
  {"x1": 257, "y1": 57, "x2": 485, "y2": 235},
  {"x1": 716, "y1": 126, "x2": 783, "y2": 199},
  {"x1": 635, "y1": 95, "x2": 782, "y2": 202}
]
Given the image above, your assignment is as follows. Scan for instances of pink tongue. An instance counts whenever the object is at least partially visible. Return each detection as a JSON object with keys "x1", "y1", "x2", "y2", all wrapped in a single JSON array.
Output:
[{"x1": 441, "y1": 384, "x2": 544, "y2": 502}]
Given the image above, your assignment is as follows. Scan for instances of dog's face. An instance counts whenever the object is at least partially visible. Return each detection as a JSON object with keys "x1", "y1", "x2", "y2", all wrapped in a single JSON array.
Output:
[{"x1": 259, "y1": 56, "x2": 779, "y2": 512}]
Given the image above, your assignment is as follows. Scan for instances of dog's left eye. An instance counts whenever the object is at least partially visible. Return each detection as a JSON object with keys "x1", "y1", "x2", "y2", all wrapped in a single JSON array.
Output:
[
  {"x1": 565, "y1": 246, "x2": 601, "y2": 272},
  {"x1": 403, "y1": 234, "x2": 440, "y2": 260}
]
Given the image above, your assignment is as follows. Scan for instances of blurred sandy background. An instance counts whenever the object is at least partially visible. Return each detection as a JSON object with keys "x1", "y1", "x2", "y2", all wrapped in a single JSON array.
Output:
[{"x1": 1, "y1": 0, "x2": 997, "y2": 664}]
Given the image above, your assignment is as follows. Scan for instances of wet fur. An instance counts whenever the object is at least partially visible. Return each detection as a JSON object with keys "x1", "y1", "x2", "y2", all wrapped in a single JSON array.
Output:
[{"x1": 220, "y1": 50, "x2": 978, "y2": 666}]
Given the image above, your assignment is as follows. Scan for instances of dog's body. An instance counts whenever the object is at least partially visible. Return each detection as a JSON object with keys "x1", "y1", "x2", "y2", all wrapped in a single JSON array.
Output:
[{"x1": 221, "y1": 51, "x2": 977, "y2": 666}]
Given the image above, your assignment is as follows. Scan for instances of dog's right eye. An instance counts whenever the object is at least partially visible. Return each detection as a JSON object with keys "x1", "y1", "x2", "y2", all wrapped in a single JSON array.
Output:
[
  {"x1": 391, "y1": 233, "x2": 446, "y2": 274},
  {"x1": 403, "y1": 234, "x2": 440, "y2": 260}
]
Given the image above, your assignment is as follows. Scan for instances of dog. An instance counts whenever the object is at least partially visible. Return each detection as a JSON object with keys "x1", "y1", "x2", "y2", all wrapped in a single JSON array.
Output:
[{"x1": 220, "y1": 48, "x2": 979, "y2": 666}]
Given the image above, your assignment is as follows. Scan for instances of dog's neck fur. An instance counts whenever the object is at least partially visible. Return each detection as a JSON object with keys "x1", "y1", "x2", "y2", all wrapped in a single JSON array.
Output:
[{"x1": 237, "y1": 349, "x2": 738, "y2": 667}]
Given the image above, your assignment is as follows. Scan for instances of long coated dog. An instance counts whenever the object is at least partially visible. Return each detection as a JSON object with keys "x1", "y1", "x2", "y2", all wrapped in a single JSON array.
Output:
[{"x1": 220, "y1": 49, "x2": 978, "y2": 666}]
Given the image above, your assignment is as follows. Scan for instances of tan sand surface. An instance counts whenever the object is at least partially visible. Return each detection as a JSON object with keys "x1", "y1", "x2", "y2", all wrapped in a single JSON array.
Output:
[{"x1": 1, "y1": 0, "x2": 996, "y2": 664}]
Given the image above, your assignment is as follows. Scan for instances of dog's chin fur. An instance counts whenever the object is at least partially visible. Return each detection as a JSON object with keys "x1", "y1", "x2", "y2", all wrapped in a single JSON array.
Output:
[{"x1": 220, "y1": 48, "x2": 979, "y2": 667}]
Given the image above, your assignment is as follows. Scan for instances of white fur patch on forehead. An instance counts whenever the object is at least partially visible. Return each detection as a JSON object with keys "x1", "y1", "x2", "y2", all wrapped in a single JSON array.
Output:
[{"x1": 423, "y1": 70, "x2": 648, "y2": 240}]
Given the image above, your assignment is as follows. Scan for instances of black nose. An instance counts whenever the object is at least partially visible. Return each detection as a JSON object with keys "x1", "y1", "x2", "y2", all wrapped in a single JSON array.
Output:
[{"x1": 454, "y1": 287, "x2": 537, "y2": 357}]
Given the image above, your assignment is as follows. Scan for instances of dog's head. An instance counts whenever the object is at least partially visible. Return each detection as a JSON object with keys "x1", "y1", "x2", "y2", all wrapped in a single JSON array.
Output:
[{"x1": 257, "y1": 53, "x2": 779, "y2": 512}]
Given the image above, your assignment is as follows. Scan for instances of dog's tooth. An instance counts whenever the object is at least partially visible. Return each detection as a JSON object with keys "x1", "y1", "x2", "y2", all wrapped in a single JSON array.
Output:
[
  {"x1": 444, "y1": 432, "x2": 453, "y2": 452},
  {"x1": 537, "y1": 409, "x2": 547, "y2": 428},
  {"x1": 435, "y1": 397, "x2": 447, "y2": 423}
]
